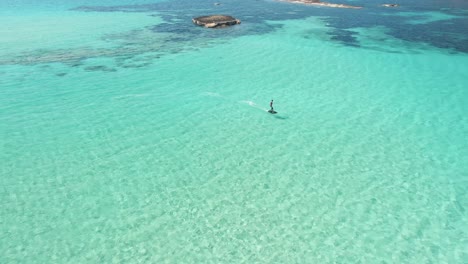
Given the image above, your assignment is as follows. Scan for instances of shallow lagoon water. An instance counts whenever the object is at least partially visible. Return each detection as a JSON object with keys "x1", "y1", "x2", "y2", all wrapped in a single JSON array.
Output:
[{"x1": 1, "y1": 0, "x2": 467, "y2": 262}]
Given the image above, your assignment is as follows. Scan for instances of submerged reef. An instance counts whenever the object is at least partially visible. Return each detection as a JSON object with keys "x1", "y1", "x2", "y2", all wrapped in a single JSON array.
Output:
[
  {"x1": 278, "y1": 0, "x2": 362, "y2": 9},
  {"x1": 192, "y1": 15, "x2": 241, "y2": 28}
]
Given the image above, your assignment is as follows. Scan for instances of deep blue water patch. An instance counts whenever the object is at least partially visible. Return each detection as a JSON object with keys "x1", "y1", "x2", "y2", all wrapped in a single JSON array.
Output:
[
  {"x1": 2, "y1": 0, "x2": 467, "y2": 67},
  {"x1": 71, "y1": 0, "x2": 468, "y2": 54}
]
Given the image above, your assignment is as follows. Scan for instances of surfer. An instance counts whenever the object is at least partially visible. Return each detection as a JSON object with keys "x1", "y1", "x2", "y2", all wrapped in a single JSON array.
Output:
[{"x1": 270, "y1": 99, "x2": 274, "y2": 111}]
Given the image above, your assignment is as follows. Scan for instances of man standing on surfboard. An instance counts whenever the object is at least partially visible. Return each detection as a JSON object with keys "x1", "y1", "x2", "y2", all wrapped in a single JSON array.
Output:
[{"x1": 270, "y1": 99, "x2": 274, "y2": 111}]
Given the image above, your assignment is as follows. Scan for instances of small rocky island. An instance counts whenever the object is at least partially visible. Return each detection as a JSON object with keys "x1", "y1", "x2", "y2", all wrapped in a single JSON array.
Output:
[
  {"x1": 192, "y1": 15, "x2": 241, "y2": 28},
  {"x1": 279, "y1": 0, "x2": 362, "y2": 9}
]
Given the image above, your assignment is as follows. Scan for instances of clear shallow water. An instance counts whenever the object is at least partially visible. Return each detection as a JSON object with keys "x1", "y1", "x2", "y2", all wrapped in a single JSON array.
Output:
[{"x1": 1, "y1": 0, "x2": 467, "y2": 263}]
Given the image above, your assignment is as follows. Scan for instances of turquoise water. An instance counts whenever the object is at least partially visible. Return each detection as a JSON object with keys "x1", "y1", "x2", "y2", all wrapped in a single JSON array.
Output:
[{"x1": 1, "y1": 0, "x2": 467, "y2": 262}]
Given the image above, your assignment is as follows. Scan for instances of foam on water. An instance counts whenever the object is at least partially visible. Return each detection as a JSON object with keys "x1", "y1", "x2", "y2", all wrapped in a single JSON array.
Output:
[{"x1": 1, "y1": 0, "x2": 467, "y2": 263}]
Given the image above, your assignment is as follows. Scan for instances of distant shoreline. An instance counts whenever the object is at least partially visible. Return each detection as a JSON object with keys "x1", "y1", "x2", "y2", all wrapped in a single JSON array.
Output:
[{"x1": 278, "y1": 0, "x2": 362, "y2": 9}]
